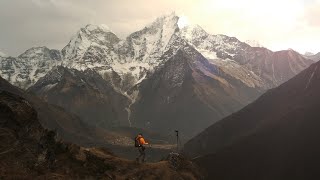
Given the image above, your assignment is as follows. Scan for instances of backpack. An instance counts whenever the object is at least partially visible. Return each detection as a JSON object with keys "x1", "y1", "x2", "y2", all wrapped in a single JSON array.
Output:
[{"x1": 134, "y1": 136, "x2": 141, "y2": 147}]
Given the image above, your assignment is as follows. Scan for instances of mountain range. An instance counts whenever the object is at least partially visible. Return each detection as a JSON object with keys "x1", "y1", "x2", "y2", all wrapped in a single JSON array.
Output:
[
  {"x1": 0, "y1": 13, "x2": 314, "y2": 137},
  {"x1": 1, "y1": 11, "x2": 320, "y2": 179},
  {"x1": 184, "y1": 54, "x2": 320, "y2": 179}
]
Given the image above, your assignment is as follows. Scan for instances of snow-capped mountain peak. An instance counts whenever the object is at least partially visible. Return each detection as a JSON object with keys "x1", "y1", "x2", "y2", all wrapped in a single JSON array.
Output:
[
  {"x1": 0, "y1": 46, "x2": 62, "y2": 89},
  {"x1": 123, "y1": 12, "x2": 179, "y2": 63},
  {"x1": 36, "y1": 14, "x2": 178, "y2": 93},
  {"x1": 179, "y1": 23, "x2": 249, "y2": 63},
  {"x1": 85, "y1": 24, "x2": 112, "y2": 33},
  {"x1": 146, "y1": 12, "x2": 178, "y2": 29},
  {"x1": 154, "y1": 13, "x2": 179, "y2": 50},
  {"x1": 19, "y1": 46, "x2": 48, "y2": 57},
  {"x1": 180, "y1": 24, "x2": 208, "y2": 41},
  {"x1": 61, "y1": 24, "x2": 120, "y2": 61},
  {"x1": 18, "y1": 46, "x2": 62, "y2": 62}
]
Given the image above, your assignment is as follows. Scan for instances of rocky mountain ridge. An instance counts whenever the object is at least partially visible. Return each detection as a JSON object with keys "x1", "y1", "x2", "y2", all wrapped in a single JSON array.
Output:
[
  {"x1": 0, "y1": 13, "x2": 314, "y2": 136},
  {"x1": 1, "y1": 13, "x2": 312, "y2": 92}
]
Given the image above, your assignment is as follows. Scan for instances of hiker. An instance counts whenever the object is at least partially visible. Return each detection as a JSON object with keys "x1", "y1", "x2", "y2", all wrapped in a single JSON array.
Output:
[{"x1": 135, "y1": 133, "x2": 149, "y2": 163}]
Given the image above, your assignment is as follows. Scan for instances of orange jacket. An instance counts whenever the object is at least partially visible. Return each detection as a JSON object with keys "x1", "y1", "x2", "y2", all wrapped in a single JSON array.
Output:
[{"x1": 137, "y1": 135, "x2": 148, "y2": 145}]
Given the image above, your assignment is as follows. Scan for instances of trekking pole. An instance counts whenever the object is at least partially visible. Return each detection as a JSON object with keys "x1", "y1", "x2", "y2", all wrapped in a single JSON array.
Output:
[{"x1": 175, "y1": 130, "x2": 179, "y2": 152}]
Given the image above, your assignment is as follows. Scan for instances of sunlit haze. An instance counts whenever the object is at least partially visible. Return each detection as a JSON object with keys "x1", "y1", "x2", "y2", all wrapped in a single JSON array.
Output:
[{"x1": 0, "y1": 0, "x2": 319, "y2": 55}]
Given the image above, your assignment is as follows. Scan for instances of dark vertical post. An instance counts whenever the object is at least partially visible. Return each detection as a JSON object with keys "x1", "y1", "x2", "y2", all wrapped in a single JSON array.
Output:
[{"x1": 175, "y1": 130, "x2": 179, "y2": 151}]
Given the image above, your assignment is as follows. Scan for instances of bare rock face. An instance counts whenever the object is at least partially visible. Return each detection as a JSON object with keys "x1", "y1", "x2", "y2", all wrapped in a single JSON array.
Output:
[
  {"x1": 28, "y1": 66, "x2": 130, "y2": 128},
  {"x1": 131, "y1": 47, "x2": 262, "y2": 137}
]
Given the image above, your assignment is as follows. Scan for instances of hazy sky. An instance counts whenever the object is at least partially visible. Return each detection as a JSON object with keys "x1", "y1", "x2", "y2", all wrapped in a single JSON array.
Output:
[{"x1": 0, "y1": 0, "x2": 319, "y2": 56}]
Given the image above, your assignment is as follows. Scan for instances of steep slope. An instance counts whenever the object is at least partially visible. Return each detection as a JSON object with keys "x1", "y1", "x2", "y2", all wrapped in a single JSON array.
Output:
[
  {"x1": 28, "y1": 66, "x2": 129, "y2": 128},
  {"x1": 131, "y1": 45, "x2": 262, "y2": 138},
  {"x1": 0, "y1": 75, "x2": 105, "y2": 146},
  {"x1": 0, "y1": 89, "x2": 202, "y2": 179},
  {"x1": 185, "y1": 60, "x2": 320, "y2": 157},
  {"x1": 185, "y1": 60, "x2": 320, "y2": 179},
  {"x1": 243, "y1": 48, "x2": 313, "y2": 88}
]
